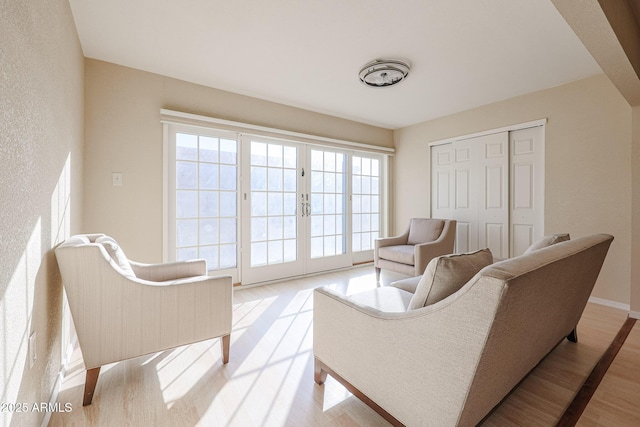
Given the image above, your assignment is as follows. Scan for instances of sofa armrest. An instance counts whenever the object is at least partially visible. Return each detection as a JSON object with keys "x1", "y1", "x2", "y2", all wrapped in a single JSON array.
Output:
[
  {"x1": 313, "y1": 282, "x2": 502, "y2": 426},
  {"x1": 130, "y1": 259, "x2": 207, "y2": 281}
]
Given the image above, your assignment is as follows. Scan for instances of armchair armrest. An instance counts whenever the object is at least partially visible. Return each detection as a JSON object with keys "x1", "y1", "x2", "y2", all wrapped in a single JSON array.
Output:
[
  {"x1": 129, "y1": 259, "x2": 207, "y2": 281},
  {"x1": 413, "y1": 220, "x2": 456, "y2": 274}
]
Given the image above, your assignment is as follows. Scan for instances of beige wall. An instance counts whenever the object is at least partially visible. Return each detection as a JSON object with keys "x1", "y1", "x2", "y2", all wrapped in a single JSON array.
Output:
[
  {"x1": 0, "y1": 0, "x2": 84, "y2": 425},
  {"x1": 393, "y1": 74, "x2": 632, "y2": 305},
  {"x1": 83, "y1": 59, "x2": 393, "y2": 262}
]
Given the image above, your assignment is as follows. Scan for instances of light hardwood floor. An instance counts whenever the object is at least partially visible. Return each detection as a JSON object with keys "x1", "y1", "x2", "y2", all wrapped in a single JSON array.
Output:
[{"x1": 49, "y1": 266, "x2": 637, "y2": 426}]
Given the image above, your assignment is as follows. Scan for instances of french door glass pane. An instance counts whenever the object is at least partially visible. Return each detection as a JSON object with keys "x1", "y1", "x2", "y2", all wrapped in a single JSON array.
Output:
[
  {"x1": 250, "y1": 141, "x2": 297, "y2": 267},
  {"x1": 352, "y1": 156, "x2": 380, "y2": 252},
  {"x1": 175, "y1": 132, "x2": 238, "y2": 271},
  {"x1": 310, "y1": 149, "x2": 347, "y2": 258}
]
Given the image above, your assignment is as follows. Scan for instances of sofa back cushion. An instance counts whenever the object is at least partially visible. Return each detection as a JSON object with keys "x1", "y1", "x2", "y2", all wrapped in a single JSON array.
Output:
[
  {"x1": 524, "y1": 233, "x2": 570, "y2": 254},
  {"x1": 407, "y1": 218, "x2": 445, "y2": 245},
  {"x1": 408, "y1": 248, "x2": 493, "y2": 309},
  {"x1": 95, "y1": 235, "x2": 136, "y2": 277}
]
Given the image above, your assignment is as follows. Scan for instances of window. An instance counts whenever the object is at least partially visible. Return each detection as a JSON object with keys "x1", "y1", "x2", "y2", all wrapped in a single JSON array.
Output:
[
  {"x1": 170, "y1": 128, "x2": 239, "y2": 273},
  {"x1": 352, "y1": 155, "x2": 380, "y2": 252},
  {"x1": 163, "y1": 110, "x2": 391, "y2": 284}
]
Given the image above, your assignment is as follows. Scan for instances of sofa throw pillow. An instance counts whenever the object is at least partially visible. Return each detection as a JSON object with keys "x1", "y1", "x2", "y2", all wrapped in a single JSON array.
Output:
[
  {"x1": 408, "y1": 248, "x2": 493, "y2": 309},
  {"x1": 524, "y1": 233, "x2": 570, "y2": 254},
  {"x1": 95, "y1": 235, "x2": 136, "y2": 277},
  {"x1": 407, "y1": 219, "x2": 445, "y2": 245}
]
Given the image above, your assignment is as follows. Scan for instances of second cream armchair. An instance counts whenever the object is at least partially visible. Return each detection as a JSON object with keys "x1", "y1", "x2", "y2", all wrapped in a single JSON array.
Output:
[{"x1": 374, "y1": 218, "x2": 456, "y2": 281}]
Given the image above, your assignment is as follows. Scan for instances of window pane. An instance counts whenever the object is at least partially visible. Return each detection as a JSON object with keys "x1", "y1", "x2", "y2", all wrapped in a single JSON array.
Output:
[
  {"x1": 199, "y1": 136, "x2": 218, "y2": 162},
  {"x1": 268, "y1": 240, "x2": 283, "y2": 264},
  {"x1": 311, "y1": 150, "x2": 323, "y2": 170},
  {"x1": 251, "y1": 242, "x2": 267, "y2": 266},
  {"x1": 220, "y1": 244, "x2": 236, "y2": 268},
  {"x1": 200, "y1": 245, "x2": 219, "y2": 270},
  {"x1": 284, "y1": 239, "x2": 296, "y2": 262},
  {"x1": 268, "y1": 168, "x2": 283, "y2": 191},
  {"x1": 311, "y1": 194, "x2": 322, "y2": 214},
  {"x1": 177, "y1": 247, "x2": 198, "y2": 262},
  {"x1": 283, "y1": 193, "x2": 296, "y2": 215},
  {"x1": 220, "y1": 218, "x2": 236, "y2": 243},
  {"x1": 220, "y1": 139, "x2": 237, "y2": 164},
  {"x1": 268, "y1": 144, "x2": 283, "y2": 167},
  {"x1": 283, "y1": 169, "x2": 296, "y2": 192},
  {"x1": 220, "y1": 191, "x2": 236, "y2": 217},
  {"x1": 251, "y1": 167, "x2": 267, "y2": 190},
  {"x1": 252, "y1": 192, "x2": 267, "y2": 216},
  {"x1": 252, "y1": 217, "x2": 267, "y2": 242},
  {"x1": 251, "y1": 141, "x2": 267, "y2": 166},
  {"x1": 220, "y1": 165, "x2": 236, "y2": 190},
  {"x1": 283, "y1": 146, "x2": 297, "y2": 168},
  {"x1": 177, "y1": 219, "x2": 197, "y2": 247},
  {"x1": 311, "y1": 171, "x2": 323, "y2": 193},
  {"x1": 176, "y1": 133, "x2": 197, "y2": 161},
  {"x1": 200, "y1": 191, "x2": 219, "y2": 217},
  {"x1": 283, "y1": 216, "x2": 296, "y2": 239},
  {"x1": 323, "y1": 172, "x2": 335, "y2": 193},
  {"x1": 324, "y1": 152, "x2": 335, "y2": 172},
  {"x1": 177, "y1": 162, "x2": 197, "y2": 189},
  {"x1": 268, "y1": 216, "x2": 283, "y2": 240},
  {"x1": 177, "y1": 191, "x2": 197, "y2": 218},
  {"x1": 311, "y1": 237, "x2": 323, "y2": 258},
  {"x1": 199, "y1": 218, "x2": 218, "y2": 245},
  {"x1": 199, "y1": 163, "x2": 218, "y2": 190},
  {"x1": 311, "y1": 215, "x2": 323, "y2": 237},
  {"x1": 267, "y1": 193, "x2": 282, "y2": 216}
]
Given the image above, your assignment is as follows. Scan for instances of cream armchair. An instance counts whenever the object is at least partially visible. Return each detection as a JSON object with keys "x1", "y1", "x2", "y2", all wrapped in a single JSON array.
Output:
[
  {"x1": 55, "y1": 234, "x2": 233, "y2": 405},
  {"x1": 374, "y1": 218, "x2": 456, "y2": 281}
]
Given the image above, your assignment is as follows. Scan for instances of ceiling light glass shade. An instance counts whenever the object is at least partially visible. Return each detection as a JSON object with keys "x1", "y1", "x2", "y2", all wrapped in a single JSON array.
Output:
[{"x1": 359, "y1": 59, "x2": 410, "y2": 87}]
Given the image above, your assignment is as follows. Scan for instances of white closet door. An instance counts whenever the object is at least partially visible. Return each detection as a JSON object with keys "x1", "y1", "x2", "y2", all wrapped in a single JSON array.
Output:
[
  {"x1": 510, "y1": 126, "x2": 545, "y2": 257},
  {"x1": 430, "y1": 144, "x2": 454, "y2": 221},
  {"x1": 451, "y1": 139, "x2": 480, "y2": 253},
  {"x1": 477, "y1": 132, "x2": 509, "y2": 259}
]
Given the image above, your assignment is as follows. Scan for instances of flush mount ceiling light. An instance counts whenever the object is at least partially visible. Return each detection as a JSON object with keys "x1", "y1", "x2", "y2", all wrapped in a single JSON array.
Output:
[{"x1": 358, "y1": 59, "x2": 410, "y2": 87}]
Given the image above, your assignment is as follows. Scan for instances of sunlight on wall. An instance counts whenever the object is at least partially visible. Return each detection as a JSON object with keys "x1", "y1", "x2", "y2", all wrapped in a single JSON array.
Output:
[
  {"x1": 1, "y1": 217, "x2": 42, "y2": 426},
  {"x1": 0, "y1": 154, "x2": 71, "y2": 427},
  {"x1": 52, "y1": 155, "x2": 74, "y2": 365}
]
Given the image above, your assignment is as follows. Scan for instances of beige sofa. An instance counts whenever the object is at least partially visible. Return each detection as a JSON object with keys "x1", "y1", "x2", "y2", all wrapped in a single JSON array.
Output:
[{"x1": 313, "y1": 234, "x2": 613, "y2": 426}]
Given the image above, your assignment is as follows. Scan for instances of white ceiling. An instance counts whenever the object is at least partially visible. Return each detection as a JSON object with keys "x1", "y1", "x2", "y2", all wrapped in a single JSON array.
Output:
[{"x1": 69, "y1": 0, "x2": 602, "y2": 130}]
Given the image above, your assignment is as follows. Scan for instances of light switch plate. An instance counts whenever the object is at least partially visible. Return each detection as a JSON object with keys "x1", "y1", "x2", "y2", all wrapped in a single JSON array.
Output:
[{"x1": 112, "y1": 172, "x2": 123, "y2": 187}]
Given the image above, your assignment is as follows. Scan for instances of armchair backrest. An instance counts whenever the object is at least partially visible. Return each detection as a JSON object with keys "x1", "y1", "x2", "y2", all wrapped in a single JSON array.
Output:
[{"x1": 407, "y1": 218, "x2": 445, "y2": 245}]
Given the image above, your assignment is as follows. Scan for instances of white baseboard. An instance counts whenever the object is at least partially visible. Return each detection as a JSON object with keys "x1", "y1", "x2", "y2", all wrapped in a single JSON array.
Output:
[
  {"x1": 588, "y1": 296, "x2": 631, "y2": 312},
  {"x1": 630, "y1": 311, "x2": 640, "y2": 320}
]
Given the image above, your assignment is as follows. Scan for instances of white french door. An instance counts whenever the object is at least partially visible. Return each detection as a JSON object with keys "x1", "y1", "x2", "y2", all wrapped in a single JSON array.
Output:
[
  {"x1": 165, "y1": 120, "x2": 386, "y2": 286},
  {"x1": 240, "y1": 137, "x2": 351, "y2": 284}
]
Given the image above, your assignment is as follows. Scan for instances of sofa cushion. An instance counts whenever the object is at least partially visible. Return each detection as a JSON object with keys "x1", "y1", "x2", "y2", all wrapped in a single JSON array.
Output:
[
  {"x1": 378, "y1": 245, "x2": 415, "y2": 265},
  {"x1": 524, "y1": 233, "x2": 570, "y2": 254},
  {"x1": 95, "y1": 235, "x2": 136, "y2": 277},
  {"x1": 408, "y1": 248, "x2": 493, "y2": 309},
  {"x1": 407, "y1": 219, "x2": 445, "y2": 245}
]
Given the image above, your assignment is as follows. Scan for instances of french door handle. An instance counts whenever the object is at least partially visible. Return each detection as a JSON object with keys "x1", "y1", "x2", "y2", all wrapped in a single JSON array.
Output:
[{"x1": 305, "y1": 202, "x2": 311, "y2": 216}]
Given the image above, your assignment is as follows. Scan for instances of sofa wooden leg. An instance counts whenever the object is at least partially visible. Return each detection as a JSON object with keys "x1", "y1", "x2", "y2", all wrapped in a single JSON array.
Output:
[
  {"x1": 314, "y1": 358, "x2": 328, "y2": 385},
  {"x1": 221, "y1": 334, "x2": 230, "y2": 364},
  {"x1": 83, "y1": 367, "x2": 101, "y2": 406},
  {"x1": 375, "y1": 267, "x2": 381, "y2": 282},
  {"x1": 567, "y1": 328, "x2": 578, "y2": 343}
]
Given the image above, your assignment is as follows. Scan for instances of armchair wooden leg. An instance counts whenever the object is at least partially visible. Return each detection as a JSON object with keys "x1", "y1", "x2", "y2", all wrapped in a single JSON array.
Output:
[
  {"x1": 375, "y1": 267, "x2": 381, "y2": 282},
  {"x1": 83, "y1": 367, "x2": 101, "y2": 406},
  {"x1": 567, "y1": 328, "x2": 578, "y2": 343},
  {"x1": 221, "y1": 334, "x2": 230, "y2": 364},
  {"x1": 314, "y1": 358, "x2": 328, "y2": 385}
]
